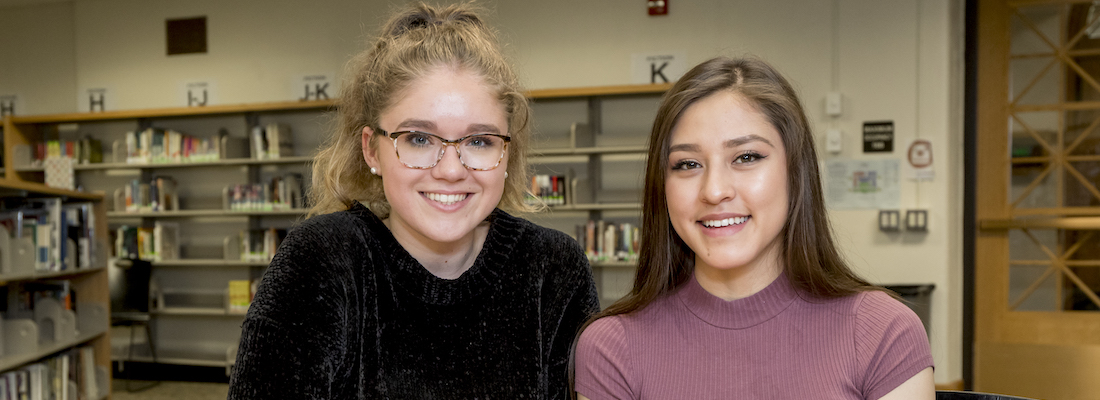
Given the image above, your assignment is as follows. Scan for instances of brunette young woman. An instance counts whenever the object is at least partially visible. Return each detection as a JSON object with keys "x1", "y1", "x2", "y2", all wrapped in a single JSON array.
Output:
[
  {"x1": 574, "y1": 57, "x2": 934, "y2": 399},
  {"x1": 227, "y1": 3, "x2": 599, "y2": 398}
]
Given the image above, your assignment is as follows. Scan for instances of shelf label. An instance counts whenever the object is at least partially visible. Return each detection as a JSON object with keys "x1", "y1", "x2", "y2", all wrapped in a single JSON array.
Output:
[
  {"x1": 295, "y1": 74, "x2": 333, "y2": 101},
  {"x1": 632, "y1": 52, "x2": 685, "y2": 84},
  {"x1": 0, "y1": 93, "x2": 20, "y2": 117},
  {"x1": 78, "y1": 87, "x2": 112, "y2": 113},
  {"x1": 181, "y1": 80, "x2": 217, "y2": 107}
]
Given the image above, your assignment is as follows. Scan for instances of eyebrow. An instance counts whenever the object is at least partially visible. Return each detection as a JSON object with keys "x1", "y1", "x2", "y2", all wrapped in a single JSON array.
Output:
[
  {"x1": 668, "y1": 134, "x2": 775, "y2": 153},
  {"x1": 394, "y1": 119, "x2": 503, "y2": 135},
  {"x1": 724, "y1": 134, "x2": 774, "y2": 149}
]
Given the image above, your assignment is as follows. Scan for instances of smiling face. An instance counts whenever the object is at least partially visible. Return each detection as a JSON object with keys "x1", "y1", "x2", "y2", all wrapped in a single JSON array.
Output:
[
  {"x1": 363, "y1": 65, "x2": 508, "y2": 249},
  {"x1": 665, "y1": 90, "x2": 789, "y2": 285}
]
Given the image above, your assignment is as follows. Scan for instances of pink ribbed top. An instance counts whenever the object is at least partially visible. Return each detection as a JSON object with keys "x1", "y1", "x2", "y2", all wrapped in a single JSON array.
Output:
[{"x1": 575, "y1": 274, "x2": 933, "y2": 400}]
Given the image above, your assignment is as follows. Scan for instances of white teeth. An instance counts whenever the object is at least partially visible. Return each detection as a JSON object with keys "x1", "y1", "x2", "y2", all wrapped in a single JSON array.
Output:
[
  {"x1": 701, "y1": 216, "x2": 749, "y2": 228},
  {"x1": 425, "y1": 193, "x2": 468, "y2": 205}
]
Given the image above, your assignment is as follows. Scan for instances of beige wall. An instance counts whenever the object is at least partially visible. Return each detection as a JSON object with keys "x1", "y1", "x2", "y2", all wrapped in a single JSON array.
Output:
[{"x1": 0, "y1": 0, "x2": 965, "y2": 384}]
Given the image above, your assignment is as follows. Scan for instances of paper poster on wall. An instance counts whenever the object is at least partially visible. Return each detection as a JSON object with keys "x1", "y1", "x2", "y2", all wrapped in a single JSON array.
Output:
[
  {"x1": 631, "y1": 52, "x2": 686, "y2": 84},
  {"x1": 0, "y1": 93, "x2": 22, "y2": 117},
  {"x1": 293, "y1": 73, "x2": 334, "y2": 102},
  {"x1": 824, "y1": 158, "x2": 900, "y2": 209},
  {"x1": 906, "y1": 139, "x2": 935, "y2": 181}
]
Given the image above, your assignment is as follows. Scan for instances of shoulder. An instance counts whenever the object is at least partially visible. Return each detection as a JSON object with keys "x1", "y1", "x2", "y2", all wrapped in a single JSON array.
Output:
[
  {"x1": 575, "y1": 316, "x2": 635, "y2": 399},
  {"x1": 492, "y1": 209, "x2": 588, "y2": 271},
  {"x1": 852, "y1": 290, "x2": 925, "y2": 335},
  {"x1": 850, "y1": 290, "x2": 935, "y2": 398},
  {"x1": 496, "y1": 209, "x2": 579, "y2": 248}
]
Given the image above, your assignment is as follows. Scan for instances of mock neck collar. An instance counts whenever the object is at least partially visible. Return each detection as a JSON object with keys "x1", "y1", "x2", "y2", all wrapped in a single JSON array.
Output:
[{"x1": 675, "y1": 271, "x2": 798, "y2": 329}]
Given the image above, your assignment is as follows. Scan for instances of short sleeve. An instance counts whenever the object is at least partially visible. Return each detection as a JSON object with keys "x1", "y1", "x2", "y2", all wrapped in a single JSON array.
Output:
[
  {"x1": 574, "y1": 316, "x2": 636, "y2": 400},
  {"x1": 854, "y1": 291, "x2": 935, "y2": 399}
]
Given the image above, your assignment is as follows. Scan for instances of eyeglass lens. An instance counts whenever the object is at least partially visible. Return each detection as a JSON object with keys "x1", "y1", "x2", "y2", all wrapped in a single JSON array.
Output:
[{"x1": 395, "y1": 132, "x2": 506, "y2": 170}]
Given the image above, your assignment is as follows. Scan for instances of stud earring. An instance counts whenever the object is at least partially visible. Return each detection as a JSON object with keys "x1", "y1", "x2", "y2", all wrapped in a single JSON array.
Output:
[
  {"x1": 370, "y1": 167, "x2": 378, "y2": 175},
  {"x1": 504, "y1": 171, "x2": 508, "y2": 179}
]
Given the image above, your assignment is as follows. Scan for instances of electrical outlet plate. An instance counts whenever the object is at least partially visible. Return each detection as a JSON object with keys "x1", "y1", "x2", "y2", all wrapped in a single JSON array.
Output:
[{"x1": 826, "y1": 129, "x2": 842, "y2": 154}]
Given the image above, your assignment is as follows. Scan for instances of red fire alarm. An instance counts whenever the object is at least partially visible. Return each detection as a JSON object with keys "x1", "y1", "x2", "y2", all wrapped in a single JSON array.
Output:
[{"x1": 648, "y1": 0, "x2": 668, "y2": 16}]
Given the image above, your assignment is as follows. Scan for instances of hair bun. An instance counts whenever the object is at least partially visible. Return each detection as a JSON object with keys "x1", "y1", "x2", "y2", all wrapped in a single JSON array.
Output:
[{"x1": 385, "y1": 2, "x2": 485, "y2": 38}]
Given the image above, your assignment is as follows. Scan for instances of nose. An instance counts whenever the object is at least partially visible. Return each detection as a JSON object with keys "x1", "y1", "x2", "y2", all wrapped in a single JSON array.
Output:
[
  {"x1": 431, "y1": 143, "x2": 469, "y2": 181},
  {"x1": 700, "y1": 166, "x2": 734, "y2": 205}
]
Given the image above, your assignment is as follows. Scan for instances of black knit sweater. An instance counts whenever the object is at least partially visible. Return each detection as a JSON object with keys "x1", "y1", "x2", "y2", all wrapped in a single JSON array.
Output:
[{"x1": 227, "y1": 202, "x2": 600, "y2": 399}]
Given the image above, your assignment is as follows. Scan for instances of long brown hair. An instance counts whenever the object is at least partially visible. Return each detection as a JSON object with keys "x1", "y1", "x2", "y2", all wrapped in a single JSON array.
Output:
[
  {"x1": 308, "y1": 2, "x2": 536, "y2": 217},
  {"x1": 603, "y1": 56, "x2": 879, "y2": 319}
]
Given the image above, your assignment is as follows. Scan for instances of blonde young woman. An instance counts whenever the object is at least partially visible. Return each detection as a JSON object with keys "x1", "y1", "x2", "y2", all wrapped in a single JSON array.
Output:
[
  {"x1": 228, "y1": 4, "x2": 599, "y2": 398},
  {"x1": 574, "y1": 57, "x2": 934, "y2": 399}
]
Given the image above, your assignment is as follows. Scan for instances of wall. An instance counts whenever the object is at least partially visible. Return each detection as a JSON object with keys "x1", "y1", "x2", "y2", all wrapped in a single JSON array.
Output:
[{"x1": 0, "y1": 0, "x2": 965, "y2": 385}]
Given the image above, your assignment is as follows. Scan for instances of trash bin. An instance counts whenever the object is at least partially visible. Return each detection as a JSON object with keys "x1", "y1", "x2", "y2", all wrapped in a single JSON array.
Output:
[{"x1": 884, "y1": 284, "x2": 935, "y2": 336}]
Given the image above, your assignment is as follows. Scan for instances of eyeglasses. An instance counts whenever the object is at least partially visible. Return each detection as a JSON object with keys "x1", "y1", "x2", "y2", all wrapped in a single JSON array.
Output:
[{"x1": 380, "y1": 129, "x2": 512, "y2": 171}]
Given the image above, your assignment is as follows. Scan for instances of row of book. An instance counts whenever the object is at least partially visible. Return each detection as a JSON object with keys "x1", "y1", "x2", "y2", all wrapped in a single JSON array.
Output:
[
  {"x1": 0, "y1": 199, "x2": 96, "y2": 273},
  {"x1": 0, "y1": 345, "x2": 101, "y2": 400},
  {"x1": 224, "y1": 173, "x2": 305, "y2": 211},
  {"x1": 125, "y1": 127, "x2": 237, "y2": 164},
  {"x1": 23, "y1": 137, "x2": 104, "y2": 167},
  {"x1": 239, "y1": 228, "x2": 287, "y2": 263},
  {"x1": 113, "y1": 222, "x2": 179, "y2": 262},
  {"x1": 576, "y1": 220, "x2": 640, "y2": 263},
  {"x1": 115, "y1": 176, "x2": 178, "y2": 213},
  {"x1": 250, "y1": 123, "x2": 294, "y2": 160},
  {"x1": 525, "y1": 174, "x2": 568, "y2": 206}
]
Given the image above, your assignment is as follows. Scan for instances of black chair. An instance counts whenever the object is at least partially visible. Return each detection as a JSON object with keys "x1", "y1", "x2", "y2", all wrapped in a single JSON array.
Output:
[
  {"x1": 937, "y1": 390, "x2": 1038, "y2": 400},
  {"x1": 110, "y1": 257, "x2": 160, "y2": 392}
]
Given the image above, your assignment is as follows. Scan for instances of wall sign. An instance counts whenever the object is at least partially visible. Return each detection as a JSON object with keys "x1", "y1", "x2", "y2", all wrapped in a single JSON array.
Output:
[
  {"x1": 631, "y1": 52, "x2": 686, "y2": 84},
  {"x1": 0, "y1": 94, "x2": 18, "y2": 117},
  {"x1": 180, "y1": 80, "x2": 217, "y2": 107},
  {"x1": 862, "y1": 121, "x2": 894, "y2": 153},
  {"x1": 78, "y1": 87, "x2": 112, "y2": 113},
  {"x1": 295, "y1": 74, "x2": 333, "y2": 101}
]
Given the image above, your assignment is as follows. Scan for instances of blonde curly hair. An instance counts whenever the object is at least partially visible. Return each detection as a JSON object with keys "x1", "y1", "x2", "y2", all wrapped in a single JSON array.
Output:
[{"x1": 308, "y1": 2, "x2": 536, "y2": 217}]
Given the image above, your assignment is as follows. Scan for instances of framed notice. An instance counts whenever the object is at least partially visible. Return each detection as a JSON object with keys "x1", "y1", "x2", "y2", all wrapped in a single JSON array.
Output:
[
  {"x1": 824, "y1": 158, "x2": 900, "y2": 210},
  {"x1": 862, "y1": 121, "x2": 894, "y2": 153}
]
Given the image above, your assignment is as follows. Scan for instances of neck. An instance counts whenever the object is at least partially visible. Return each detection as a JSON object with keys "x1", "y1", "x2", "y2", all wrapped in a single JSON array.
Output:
[
  {"x1": 383, "y1": 219, "x2": 490, "y2": 280},
  {"x1": 693, "y1": 254, "x2": 784, "y2": 301}
]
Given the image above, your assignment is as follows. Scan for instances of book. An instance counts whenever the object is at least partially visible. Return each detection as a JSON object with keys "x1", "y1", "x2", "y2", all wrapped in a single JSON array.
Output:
[
  {"x1": 153, "y1": 221, "x2": 180, "y2": 261},
  {"x1": 228, "y1": 280, "x2": 251, "y2": 314}
]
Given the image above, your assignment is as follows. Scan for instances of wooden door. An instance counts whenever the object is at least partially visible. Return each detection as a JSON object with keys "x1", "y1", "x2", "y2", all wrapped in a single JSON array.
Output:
[{"x1": 976, "y1": 1, "x2": 1100, "y2": 398}]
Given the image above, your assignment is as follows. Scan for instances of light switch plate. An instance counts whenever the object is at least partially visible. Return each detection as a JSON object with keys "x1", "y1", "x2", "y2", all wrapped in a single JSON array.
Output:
[{"x1": 826, "y1": 92, "x2": 842, "y2": 116}]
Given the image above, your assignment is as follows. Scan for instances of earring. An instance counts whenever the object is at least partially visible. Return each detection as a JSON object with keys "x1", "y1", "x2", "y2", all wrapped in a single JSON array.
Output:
[
  {"x1": 504, "y1": 171, "x2": 508, "y2": 179},
  {"x1": 370, "y1": 167, "x2": 378, "y2": 175}
]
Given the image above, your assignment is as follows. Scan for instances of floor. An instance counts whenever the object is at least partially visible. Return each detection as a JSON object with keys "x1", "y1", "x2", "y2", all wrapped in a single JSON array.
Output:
[{"x1": 111, "y1": 380, "x2": 229, "y2": 400}]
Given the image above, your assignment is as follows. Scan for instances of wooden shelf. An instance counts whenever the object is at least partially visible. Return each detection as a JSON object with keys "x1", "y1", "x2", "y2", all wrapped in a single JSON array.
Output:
[
  {"x1": 548, "y1": 203, "x2": 640, "y2": 211},
  {"x1": 108, "y1": 209, "x2": 306, "y2": 218},
  {"x1": 8, "y1": 99, "x2": 335, "y2": 124},
  {"x1": 15, "y1": 156, "x2": 312, "y2": 172},
  {"x1": 591, "y1": 261, "x2": 637, "y2": 268},
  {"x1": 527, "y1": 83, "x2": 671, "y2": 99},
  {"x1": 0, "y1": 328, "x2": 107, "y2": 372},
  {"x1": 149, "y1": 259, "x2": 268, "y2": 267},
  {"x1": 531, "y1": 145, "x2": 648, "y2": 156},
  {"x1": 0, "y1": 266, "x2": 106, "y2": 286},
  {"x1": 153, "y1": 307, "x2": 246, "y2": 317},
  {"x1": 0, "y1": 178, "x2": 103, "y2": 201},
  {"x1": 5, "y1": 83, "x2": 669, "y2": 125}
]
